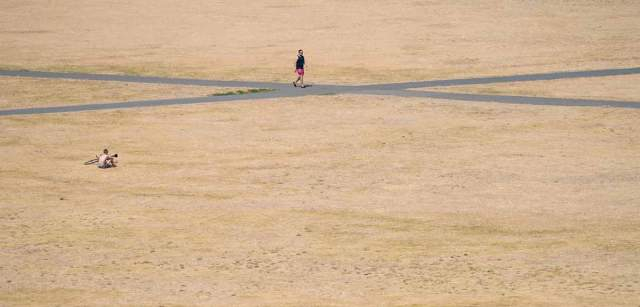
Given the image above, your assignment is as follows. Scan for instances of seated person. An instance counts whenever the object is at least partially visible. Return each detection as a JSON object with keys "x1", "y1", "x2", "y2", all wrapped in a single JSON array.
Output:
[{"x1": 97, "y1": 149, "x2": 118, "y2": 168}]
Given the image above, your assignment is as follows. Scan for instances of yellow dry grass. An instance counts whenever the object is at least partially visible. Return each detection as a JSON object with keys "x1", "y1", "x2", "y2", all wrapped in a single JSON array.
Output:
[
  {"x1": 1, "y1": 0, "x2": 640, "y2": 306},
  {"x1": 1, "y1": 95, "x2": 639, "y2": 306},
  {"x1": 1, "y1": 1, "x2": 639, "y2": 83},
  {"x1": 423, "y1": 74, "x2": 640, "y2": 102},
  {"x1": 0, "y1": 77, "x2": 238, "y2": 109}
]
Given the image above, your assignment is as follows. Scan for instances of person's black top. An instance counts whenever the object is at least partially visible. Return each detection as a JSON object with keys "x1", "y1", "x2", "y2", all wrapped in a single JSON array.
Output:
[{"x1": 296, "y1": 55, "x2": 305, "y2": 69}]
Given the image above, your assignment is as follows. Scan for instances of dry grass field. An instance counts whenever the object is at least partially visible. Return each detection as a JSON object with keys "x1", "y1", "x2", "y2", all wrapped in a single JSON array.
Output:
[
  {"x1": 1, "y1": 0, "x2": 639, "y2": 306},
  {"x1": 1, "y1": 0, "x2": 639, "y2": 83},
  {"x1": 1, "y1": 96, "x2": 638, "y2": 306},
  {"x1": 0, "y1": 77, "x2": 241, "y2": 110},
  {"x1": 425, "y1": 74, "x2": 640, "y2": 102}
]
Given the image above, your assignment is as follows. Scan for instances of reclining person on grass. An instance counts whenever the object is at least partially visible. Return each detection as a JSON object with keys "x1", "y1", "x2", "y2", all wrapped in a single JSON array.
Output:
[{"x1": 97, "y1": 149, "x2": 118, "y2": 169}]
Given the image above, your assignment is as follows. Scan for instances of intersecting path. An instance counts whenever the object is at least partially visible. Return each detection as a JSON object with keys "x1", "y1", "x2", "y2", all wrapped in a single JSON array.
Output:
[{"x1": 1, "y1": 67, "x2": 639, "y2": 116}]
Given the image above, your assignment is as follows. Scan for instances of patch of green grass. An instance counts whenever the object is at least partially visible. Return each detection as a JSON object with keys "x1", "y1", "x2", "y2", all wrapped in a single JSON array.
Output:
[
  {"x1": 0, "y1": 64, "x2": 25, "y2": 71},
  {"x1": 208, "y1": 88, "x2": 274, "y2": 96}
]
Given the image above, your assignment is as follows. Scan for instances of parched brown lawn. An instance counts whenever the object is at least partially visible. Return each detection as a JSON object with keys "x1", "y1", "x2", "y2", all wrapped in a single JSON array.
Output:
[
  {"x1": 423, "y1": 74, "x2": 640, "y2": 102},
  {"x1": 0, "y1": 77, "x2": 241, "y2": 110},
  {"x1": 1, "y1": 95, "x2": 639, "y2": 306},
  {"x1": 1, "y1": 0, "x2": 640, "y2": 306},
  {"x1": 0, "y1": 0, "x2": 639, "y2": 83}
]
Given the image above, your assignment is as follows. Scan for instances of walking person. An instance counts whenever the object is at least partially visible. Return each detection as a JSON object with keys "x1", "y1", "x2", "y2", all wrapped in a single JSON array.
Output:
[{"x1": 293, "y1": 49, "x2": 305, "y2": 88}]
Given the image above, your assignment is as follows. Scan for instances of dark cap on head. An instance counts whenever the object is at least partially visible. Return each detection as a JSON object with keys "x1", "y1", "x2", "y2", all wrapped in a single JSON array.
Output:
[{"x1": 103, "y1": 149, "x2": 109, "y2": 154}]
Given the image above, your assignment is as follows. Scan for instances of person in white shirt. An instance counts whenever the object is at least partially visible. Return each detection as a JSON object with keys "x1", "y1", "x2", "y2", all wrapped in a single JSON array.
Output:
[{"x1": 97, "y1": 149, "x2": 118, "y2": 168}]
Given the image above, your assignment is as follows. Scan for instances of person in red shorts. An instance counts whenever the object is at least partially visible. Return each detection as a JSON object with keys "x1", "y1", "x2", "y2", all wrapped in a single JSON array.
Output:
[{"x1": 293, "y1": 49, "x2": 306, "y2": 88}]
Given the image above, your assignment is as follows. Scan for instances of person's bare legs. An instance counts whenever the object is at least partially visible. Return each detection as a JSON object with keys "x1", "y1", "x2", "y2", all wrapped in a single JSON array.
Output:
[
  {"x1": 293, "y1": 70, "x2": 305, "y2": 87},
  {"x1": 102, "y1": 157, "x2": 117, "y2": 168}
]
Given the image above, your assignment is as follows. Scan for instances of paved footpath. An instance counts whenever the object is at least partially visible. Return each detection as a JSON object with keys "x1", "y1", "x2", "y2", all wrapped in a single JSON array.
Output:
[{"x1": 1, "y1": 67, "x2": 639, "y2": 116}]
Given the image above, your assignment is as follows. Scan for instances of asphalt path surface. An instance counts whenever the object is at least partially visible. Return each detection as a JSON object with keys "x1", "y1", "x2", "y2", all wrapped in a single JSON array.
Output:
[{"x1": 1, "y1": 67, "x2": 639, "y2": 116}]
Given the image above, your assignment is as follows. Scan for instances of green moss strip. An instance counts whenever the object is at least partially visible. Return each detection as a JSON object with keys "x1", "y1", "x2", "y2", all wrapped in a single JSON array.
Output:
[{"x1": 209, "y1": 88, "x2": 274, "y2": 96}]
